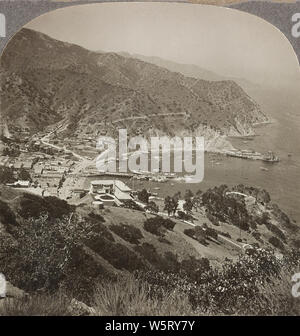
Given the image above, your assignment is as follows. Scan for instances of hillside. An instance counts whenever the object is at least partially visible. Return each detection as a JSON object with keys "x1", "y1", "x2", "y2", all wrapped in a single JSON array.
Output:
[
  {"x1": 0, "y1": 185, "x2": 209, "y2": 301},
  {"x1": 0, "y1": 183, "x2": 298, "y2": 304},
  {"x1": 0, "y1": 28, "x2": 268, "y2": 151}
]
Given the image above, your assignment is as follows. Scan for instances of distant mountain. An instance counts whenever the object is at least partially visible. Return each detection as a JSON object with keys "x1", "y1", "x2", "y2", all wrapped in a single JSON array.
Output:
[
  {"x1": 119, "y1": 52, "x2": 264, "y2": 112},
  {"x1": 0, "y1": 28, "x2": 268, "y2": 152},
  {"x1": 118, "y1": 52, "x2": 228, "y2": 82}
]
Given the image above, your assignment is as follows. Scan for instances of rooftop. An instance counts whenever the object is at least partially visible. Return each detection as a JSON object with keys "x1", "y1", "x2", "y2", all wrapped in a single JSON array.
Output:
[
  {"x1": 91, "y1": 180, "x2": 132, "y2": 192},
  {"x1": 115, "y1": 180, "x2": 132, "y2": 192}
]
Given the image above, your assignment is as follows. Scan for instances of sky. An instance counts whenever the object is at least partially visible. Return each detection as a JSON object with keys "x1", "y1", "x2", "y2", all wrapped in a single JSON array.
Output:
[{"x1": 26, "y1": 2, "x2": 300, "y2": 86}]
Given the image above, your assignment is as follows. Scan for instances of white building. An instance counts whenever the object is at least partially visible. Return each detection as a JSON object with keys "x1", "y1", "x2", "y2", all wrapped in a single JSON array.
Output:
[
  {"x1": 6, "y1": 180, "x2": 30, "y2": 188},
  {"x1": 90, "y1": 180, "x2": 133, "y2": 205}
]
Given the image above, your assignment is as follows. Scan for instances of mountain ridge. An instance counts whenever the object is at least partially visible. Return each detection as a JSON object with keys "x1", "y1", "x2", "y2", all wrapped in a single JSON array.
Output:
[{"x1": 0, "y1": 28, "x2": 268, "y2": 152}]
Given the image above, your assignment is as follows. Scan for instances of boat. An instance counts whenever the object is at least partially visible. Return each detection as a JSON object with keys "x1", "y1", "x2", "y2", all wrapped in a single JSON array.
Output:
[
  {"x1": 225, "y1": 149, "x2": 279, "y2": 162},
  {"x1": 262, "y1": 151, "x2": 279, "y2": 163},
  {"x1": 260, "y1": 167, "x2": 269, "y2": 172}
]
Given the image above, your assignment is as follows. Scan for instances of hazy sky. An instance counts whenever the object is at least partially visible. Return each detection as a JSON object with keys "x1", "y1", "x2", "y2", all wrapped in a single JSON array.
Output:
[{"x1": 26, "y1": 2, "x2": 300, "y2": 85}]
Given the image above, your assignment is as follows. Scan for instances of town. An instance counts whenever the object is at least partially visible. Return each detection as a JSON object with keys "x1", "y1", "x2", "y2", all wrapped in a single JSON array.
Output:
[{"x1": 0, "y1": 123, "x2": 183, "y2": 210}]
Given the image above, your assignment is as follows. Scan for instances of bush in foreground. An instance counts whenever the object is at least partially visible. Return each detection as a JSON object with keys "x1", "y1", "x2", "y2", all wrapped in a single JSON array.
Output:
[
  {"x1": 1, "y1": 249, "x2": 299, "y2": 316},
  {"x1": 0, "y1": 293, "x2": 72, "y2": 316},
  {"x1": 93, "y1": 275, "x2": 201, "y2": 316}
]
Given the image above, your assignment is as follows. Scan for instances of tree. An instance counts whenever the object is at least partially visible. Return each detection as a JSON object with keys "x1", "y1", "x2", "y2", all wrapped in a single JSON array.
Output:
[
  {"x1": 138, "y1": 189, "x2": 150, "y2": 204},
  {"x1": 196, "y1": 189, "x2": 202, "y2": 196},
  {"x1": 194, "y1": 226, "x2": 208, "y2": 245},
  {"x1": 185, "y1": 189, "x2": 194, "y2": 200},
  {"x1": 1, "y1": 215, "x2": 75, "y2": 292},
  {"x1": 164, "y1": 196, "x2": 173, "y2": 216},
  {"x1": 183, "y1": 198, "x2": 193, "y2": 214},
  {"x1": 192, "y1": 196, "x2": 202, "y2": 212},
  {"x1": 164, "y1": 193, "x2": 180, "y2": 216},
  {"x1": 171, "y1": 192, "x2": 181, "y2": 216},
  {"x1": 260, "y1": 212, "x2": 270, "y2": 225},
  {"x1": 0, "y1": 212, "x2": 107, "y2": 294},
  {"x1": 269, "y1": 236, "x2": 285, "y2": 250},
  {"x1": 0, "y1": 166, "x2": 15, "y2": 184},
  {"x1": 18, "y1": 168, "x2": 32, "y2": 181}
]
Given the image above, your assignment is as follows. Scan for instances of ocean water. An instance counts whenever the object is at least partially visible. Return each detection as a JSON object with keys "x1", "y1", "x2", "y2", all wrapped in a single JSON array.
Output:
[
  {"x1": 171, "y1": 88, "x2": 300, "y2": 223},
  {"x1": 85, "y1": 88, "x2": 300, "y2": 224}
]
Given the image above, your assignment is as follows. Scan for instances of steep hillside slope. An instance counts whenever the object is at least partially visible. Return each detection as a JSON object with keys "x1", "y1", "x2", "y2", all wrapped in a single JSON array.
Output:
[
  {"x1": 0, "y1": 183, "x2": 298, "y2": 302},
  {"x1": 0, "y1": 186, "x2": 205, "y2": 300},
  {"x1": 0, "y1": 28, "x2": 268, "y2": 150}
]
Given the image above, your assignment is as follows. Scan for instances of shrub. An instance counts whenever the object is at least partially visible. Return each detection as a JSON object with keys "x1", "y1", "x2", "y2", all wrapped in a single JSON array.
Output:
[
  {"x1": 258, "y1": 212, "x2": 270, "y2": 225},
  {"x1": 1, "y1": 214, "x2": 113, "y2": 297},
  {"x1": 137, "y1": 189, "x2": 150, "y2": 204},
  {"x1": 138, "y1": 249, "x2": 299, "y2": 315},
  {"x1": 177, "y1": 210, "x2": 193, "y2": 221},
  {"x1": 184, "y1": 227, "x2": 208, "y2": 246},
  {"x1": 0, "y1": 293, "x2": 72, "y2": 316},
  {"x1": 123, "y1": 200, "x2": 144, "y2": 211},
  {"x1": 183, "y1": 228, "x2": 195, "y2": 239},
  {"x1": 0, "y1": 166, "x2": 15, "y2": 183},
  {"x1": 205, "y1": 227, "x2": 218, "y2": 240},
  {"x1": 202, "y1": 186, "x2": 251, "y2": 230},
  {"x1": 18, "y1": 168, "x2": 31, "y2": 182},
  {"x1": 1, "y1": 215, "x2": 77, "y2": 292},
  {"x1": 216, "y1": 230, "x2": 231, "y2": 239},
  {"x1": 65, "y1": 246, "x2": 109, "y2": 303},
  {"x1": 88, "y1": 212, "x2": 105, "y2": 223},
  {"x1": 269, "y1": 236, "x2": 285, "y2": 250},
  {"x1": 84, "y1": 225, "x2": 115, "y2": 246},
  {"x1": 194, "y1": 227, "x2": 209, "y2": 246},
  {"x1": 158, "y1": 237, "x2": 171, "y2": 245},
  {"x1": 207, "y1": 213, "x2": 220, "y2": 226},
  {"x1": 143, "y1": 217, "x2": 176, "y2": 237},
  {"x1": 134, "y1": 243, "x2": 180, "y2": 272},
  {"x1": 18, "y1": 194, "x2": 74, "y2": 220},
  {"x1": 180, "y1": 256, "x2": 211, "y2": 282},
  {"x1": 271, "y1": 204, "x2": 296, "y2": 231},
  {"x1": 145, "y1": 201, "x2": 159, "y2": 214},
  {"x1": 0, "y1": 200, "x2": 18, "y2": 233},
  {"x1": 265, "y1": 222, "x2": 286, "y2": 242},
  {"x1": 110, "y1": 223, "x2": 143, "y2": 245},
  {"x1": 135, "y1": 243, "x2": 158, "y2": 263},
  {"x1": 86, "y1": 235, "x2": 145, "y2": 272},
  {"x1": 162, "y1": 218, "x2": 176, "y2": 231},
  {"x1": 93, "y1": 275, "x2": 197, "y2": 316},
  {"x1": 144, "y1": 219, "x2": 165, "y2": 236},
  {"x1": 252, "y1": 231, "x2": 262, "y2": 241}
]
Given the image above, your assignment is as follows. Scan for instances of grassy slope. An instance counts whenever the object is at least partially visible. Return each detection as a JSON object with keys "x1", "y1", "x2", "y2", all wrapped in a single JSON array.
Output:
[{"x1": 0, "y1": 185, "x2": 294, "y2": 275}]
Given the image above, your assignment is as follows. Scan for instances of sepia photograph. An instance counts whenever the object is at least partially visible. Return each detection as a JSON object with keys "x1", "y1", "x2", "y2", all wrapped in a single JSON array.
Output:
[{"x1": 0, "y1": 2, "x2": 299, "y2": 317}]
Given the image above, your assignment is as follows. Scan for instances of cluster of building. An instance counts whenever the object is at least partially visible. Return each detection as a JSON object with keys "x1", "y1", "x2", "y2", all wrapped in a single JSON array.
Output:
[{"x1": 1, "y1": 148, "x2": 76, "y2": 196}]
